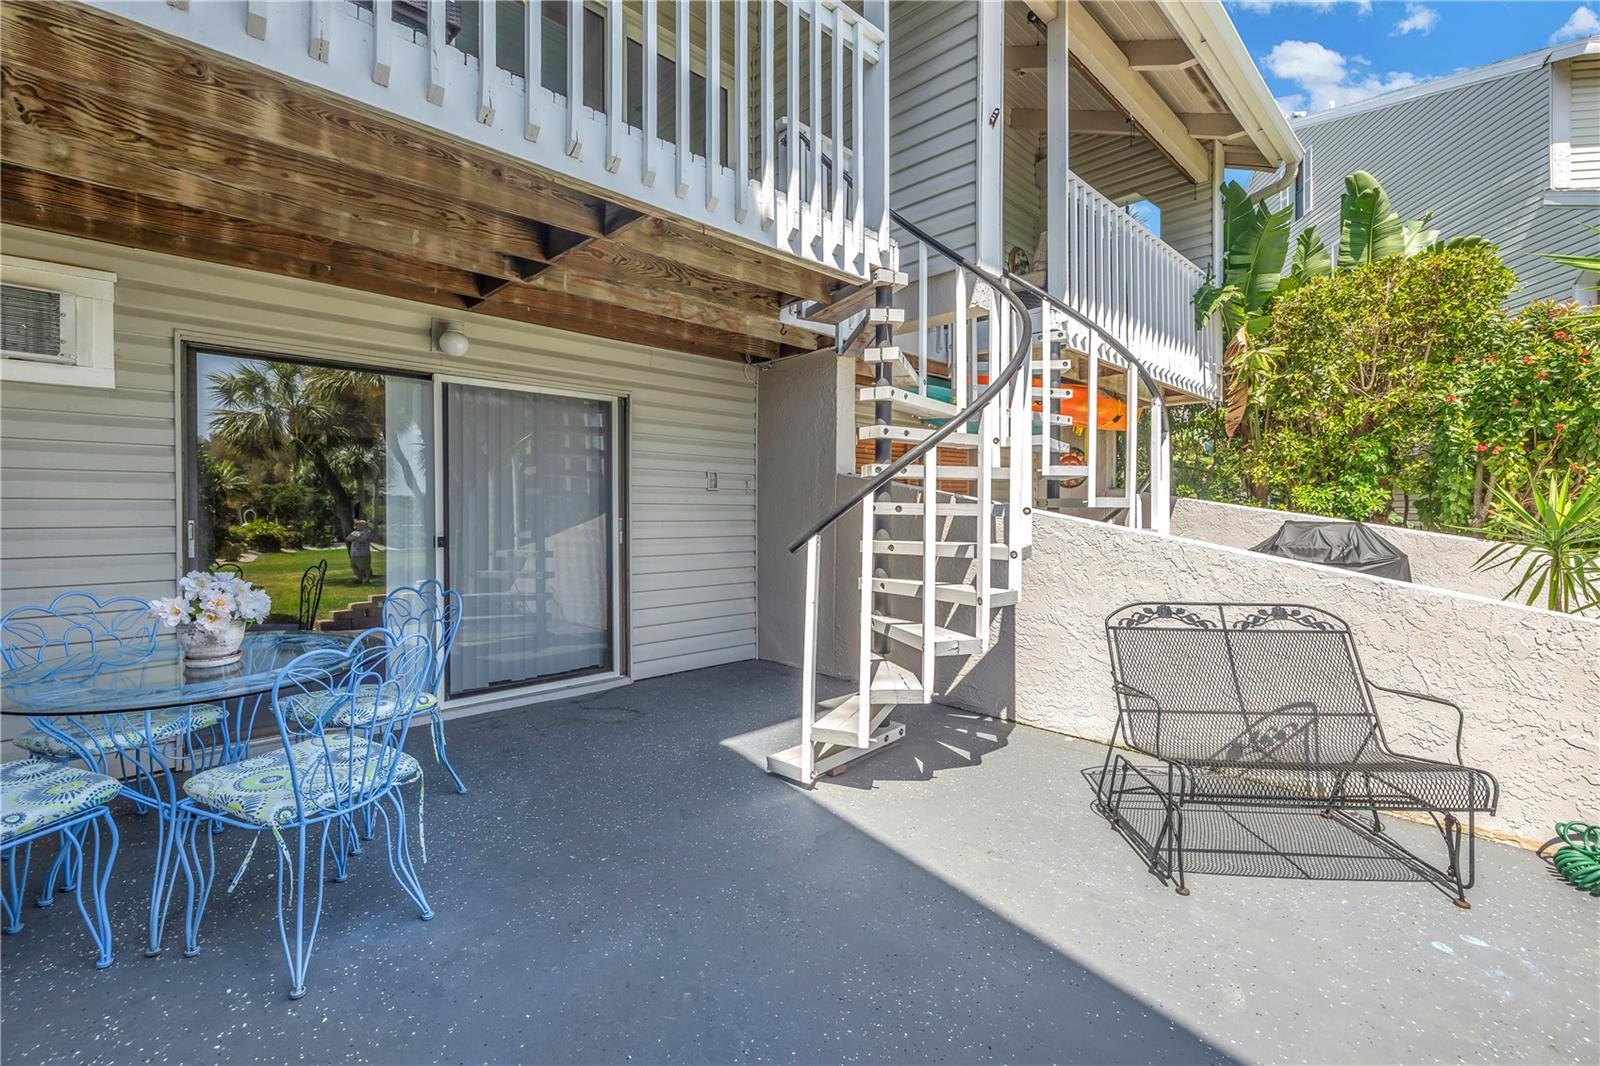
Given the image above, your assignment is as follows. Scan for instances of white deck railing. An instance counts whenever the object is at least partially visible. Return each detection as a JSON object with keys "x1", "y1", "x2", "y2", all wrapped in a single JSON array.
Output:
[
  {"x1": 1064, "y1": 175, "x2": 1223, "y2": 400},
  {"x1": 93, "y1": 0, "x2": 891, "y2": 281}
]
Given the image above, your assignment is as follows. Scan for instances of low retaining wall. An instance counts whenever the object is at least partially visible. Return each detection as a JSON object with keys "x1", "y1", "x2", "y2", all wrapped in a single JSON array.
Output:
[
  {"x1": 1169, "y1": 497, "x2": 1513, "y2": 602},
  {"x1": 947, "y1": 510, "x2": 1600, "y2": 846}
]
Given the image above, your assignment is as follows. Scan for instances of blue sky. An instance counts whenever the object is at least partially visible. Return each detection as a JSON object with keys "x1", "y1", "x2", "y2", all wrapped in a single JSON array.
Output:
[{"x1": 1223, "y1": 0, "x2": 1600, "y2": 114}]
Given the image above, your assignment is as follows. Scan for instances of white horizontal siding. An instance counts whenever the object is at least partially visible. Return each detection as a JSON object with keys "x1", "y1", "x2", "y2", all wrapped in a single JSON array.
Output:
[{"x1": 0, "y1": 225, "x2": 757, "y2": 683}]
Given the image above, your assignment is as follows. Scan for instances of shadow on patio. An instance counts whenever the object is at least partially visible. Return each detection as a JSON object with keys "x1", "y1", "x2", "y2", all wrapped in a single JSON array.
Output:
[{"x1": 2, "y1": 661, "x2": 1595, "y2": 1065}]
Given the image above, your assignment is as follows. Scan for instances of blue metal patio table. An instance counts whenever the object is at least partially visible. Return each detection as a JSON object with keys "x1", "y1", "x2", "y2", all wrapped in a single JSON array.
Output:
[{"x1": 0, "y1": 630, "x2": 349, "y2": 956}]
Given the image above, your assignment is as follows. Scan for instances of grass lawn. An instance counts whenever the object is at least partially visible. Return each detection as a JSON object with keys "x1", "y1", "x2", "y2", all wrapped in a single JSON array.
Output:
[{"x1": 226, "y1": 547, "x2": 384, "y2": 625}]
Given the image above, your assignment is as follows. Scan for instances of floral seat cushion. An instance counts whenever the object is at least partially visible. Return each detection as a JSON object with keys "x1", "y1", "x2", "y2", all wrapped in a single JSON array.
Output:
[
  {"x1": 183, "y1": 737, "x2": 421, "y2": 828},
  {"x1": 0, "y1": 758, "x2": 122, "y2": 844},
  {"x1": 14, "y1": 704, "x2": 227, "y2": 758},
  {"x1": 285, "y1": 686, "x2": 436, "y2": 728}
]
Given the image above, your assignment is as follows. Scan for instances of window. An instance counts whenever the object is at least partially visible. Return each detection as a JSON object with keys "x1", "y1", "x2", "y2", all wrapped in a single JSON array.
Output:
[
  {"x1": 1293, "y1": 147, "x2": 1313, "y2": 220},
  {"x1": 1550, "y1": 54, "x2": 1600, "y2": 198},
  {"x1": 0, "y1": 256, "x2": 115, "y2": 389}
]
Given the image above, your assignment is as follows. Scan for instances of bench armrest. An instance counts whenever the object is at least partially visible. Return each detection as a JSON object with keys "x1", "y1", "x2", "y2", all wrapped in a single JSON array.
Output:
[
  {"x1": 1111, "y1": 679, "x2": 1160, "y2": 707},
  {"x1": 1367, "y1": 682, "x2": 1466, "y2": 765}
]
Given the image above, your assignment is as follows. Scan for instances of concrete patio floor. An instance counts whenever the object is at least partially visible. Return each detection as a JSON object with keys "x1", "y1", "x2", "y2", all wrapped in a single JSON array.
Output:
[{"x1": 1, "y1": 660, "x2": 1594, "y2": 1065}]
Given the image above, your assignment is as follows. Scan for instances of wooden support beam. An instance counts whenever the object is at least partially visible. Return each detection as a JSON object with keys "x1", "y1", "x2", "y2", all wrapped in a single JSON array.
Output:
[
  {"x1": 1118, "y1": 39, "x2": 1197, "y2": 71},
  {"x1": 1005, "y1": 44, "x2": 1046, "y2": 72},
  {"x1": 1064, "y1": 4, "x2": 1210, "y2": 183},
  {"x1": 1180, "y1": 113, "x2": 1246, "y2": 139}
]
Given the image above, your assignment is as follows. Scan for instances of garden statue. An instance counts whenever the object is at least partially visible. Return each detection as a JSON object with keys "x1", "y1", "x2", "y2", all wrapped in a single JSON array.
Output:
[{"x1": 346, "y1": 519, "x2": 374, "y2": 583}]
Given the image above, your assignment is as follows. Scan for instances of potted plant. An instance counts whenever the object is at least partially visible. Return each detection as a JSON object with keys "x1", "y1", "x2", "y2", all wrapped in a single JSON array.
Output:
[{"x1": 149, "y1": 571, "x2": 272, "y2": 666}]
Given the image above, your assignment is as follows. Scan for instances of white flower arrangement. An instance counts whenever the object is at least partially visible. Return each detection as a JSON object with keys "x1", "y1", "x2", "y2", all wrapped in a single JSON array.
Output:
[{"x1": 149, "y1": 571, "x2": 272, "y2": 633}]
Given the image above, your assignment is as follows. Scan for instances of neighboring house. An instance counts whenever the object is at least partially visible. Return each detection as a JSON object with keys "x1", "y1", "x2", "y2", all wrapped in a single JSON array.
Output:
[
  {"x1": 0, "y1": 1, "x2": 1294, "y2": 779},
  {"x1": 1254, "y1": 36, "x2": 1600, "y2": 303}
]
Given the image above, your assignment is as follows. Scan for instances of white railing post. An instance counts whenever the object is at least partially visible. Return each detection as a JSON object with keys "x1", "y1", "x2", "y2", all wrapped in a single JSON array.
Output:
[
  {"x1": 526, "y1": 0, "x2": 543, "y2": 139},
  {"x1": 921, "y1": 445, "x2": 936, "y2": 703},
  {"x1": 1123, "y1": 379, "x2": 1139, "y2": 528},
  {"x1": 1086, "y1": 346, "x2": 1099, "y2": 503},
  {"x1": 566, "y1": 0, "x2": 584, "y2": 158},
  {"x1": 1006, "y1": 306, "x2": 1032, "y2": 562},
  {"x1": 850, "y1": 19, "x2": 865, "y2": 269},
  {"x1": 426, "y1": 0, "x2": 446, "y2": 104},
  {"x1": 1150, "y1": 391, "x2": 1169, "y2": 535},
  {"x1": 704, "y1": 0, "x2": 721, "y2": 212},
  {"x1": 478, "y1": 0, "x2": 497, "y2": 124},
  {"x1": 829, "y1": 9, "x2": 845, "y2": 264},
  {"x1": 800, "y1": 534, "x2": 819, "y2": 782},
  {"x1": 807, "y1": 0, "x2": 823, "y2": 252},
  {"x1": 675, "y1": 0, "x2": 691, "y2": 197},
  {"x1": 309, "y1": 0, "x2": 331, "y2": 62},
  {"x1": 734, "y1": 0, "x2": 750, "y2": 222},
  {"x1": 976, "y1": 384, "x2": 994, "y2": 650},
  {"x1": 862, "y1": 0, "x2": 889, "y2": 259},
  {"x1": 604, "y1": 0, "x2": 621, "y2": 170},
  {"x1": 784, "y1": 0, "x2": 800, "y2": 246},
  {"x1": 917, "y1": 242, "x2": 928, "y2": 397},
  {"x1": 857, "y1": 494, "x2": 873, "y2": 748},
  {"x1": 641, "y1": 0, "x2": 657, "y2": 183},
  {"x1": 372, "y1": 0, "x2": 392, "y2": 86},
  {"x1": 759, "y1": 0, "x2": 775, "y2": 226}
]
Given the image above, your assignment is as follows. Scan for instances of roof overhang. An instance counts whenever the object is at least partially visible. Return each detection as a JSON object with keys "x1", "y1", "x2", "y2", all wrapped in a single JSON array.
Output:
[{"x1": 1158, "y1": 1, "x2": 1303, "y2": 173}]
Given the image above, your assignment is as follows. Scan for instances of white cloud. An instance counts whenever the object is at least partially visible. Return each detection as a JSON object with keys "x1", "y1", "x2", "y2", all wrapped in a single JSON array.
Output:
[
  {"x1": 1391, "y1": 3, "x2": 1438, "y2": 35},
  {"x1": 1263, "y1": 39, "x2": 1421, "y2": 111},
  {"x1": 1551, "y1": 5, "x2": 1600, "y2": 42},
  {"x1": 1233, "y1": 0, "x2": 1373, "y2": 15}
]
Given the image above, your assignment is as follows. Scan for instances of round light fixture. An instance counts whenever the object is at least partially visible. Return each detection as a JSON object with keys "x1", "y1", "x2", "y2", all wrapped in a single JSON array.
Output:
[{"x1": 436, "y1": 321, "x2": 470, "y2": 358}]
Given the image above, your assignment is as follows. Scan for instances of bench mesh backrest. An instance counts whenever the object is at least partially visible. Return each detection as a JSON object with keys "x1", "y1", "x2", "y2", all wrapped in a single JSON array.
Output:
[{"x1": 1107, "y1": 604, "x2": 1379, "y2": 768}]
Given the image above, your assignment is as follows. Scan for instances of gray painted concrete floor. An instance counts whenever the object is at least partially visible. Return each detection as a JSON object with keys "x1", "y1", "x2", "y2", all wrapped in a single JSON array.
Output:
[{"x1": 1, "y1": 660, "x2": 1594, "y2": 1066}]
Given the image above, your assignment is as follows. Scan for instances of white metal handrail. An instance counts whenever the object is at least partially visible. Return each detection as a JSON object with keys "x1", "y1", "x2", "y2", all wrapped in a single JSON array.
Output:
[{"x1": 96, "y1": 0, "x2": 892, "y2": 281}]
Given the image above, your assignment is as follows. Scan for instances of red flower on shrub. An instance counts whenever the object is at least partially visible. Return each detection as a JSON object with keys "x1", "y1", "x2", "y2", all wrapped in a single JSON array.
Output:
[
  {"x1": 1492, "y1": 445, "x2": 1503, "y2": 455},
  {"x1": 1475, "y1": 442, "x2": 1489, "y2": 453},
  {"x1": 1538, "y1": 369, "x2": 1550, "y2": 379},
  {"x1": 1556, "y1": 422, "x2": 1567, "y2": 431},
  {"x1": 1523, "y1": 355, "x2": 1536, "y2": 364},
  {"x1": 1446, "y1": 394, "x2": 1457, "y2": 403},
  {"x1": 1555, "y1": 331, "x2": 1569, "y2": 341}
]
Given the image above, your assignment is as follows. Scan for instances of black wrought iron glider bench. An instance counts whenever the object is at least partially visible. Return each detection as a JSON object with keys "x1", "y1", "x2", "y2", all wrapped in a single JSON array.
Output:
[{"x1": 1096, "y1": 603, "x2": 1499, "y2": 908}]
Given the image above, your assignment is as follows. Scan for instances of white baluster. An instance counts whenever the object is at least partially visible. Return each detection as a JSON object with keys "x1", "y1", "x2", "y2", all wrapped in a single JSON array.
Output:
[
  {"x1": 641, "y1": 0, "x2": 657, "y2": 182},
  {"x1": 426, "y1": 0, "x2": 446, "y2": 104},
  {"x1": 478, "y1": 0, "x2": 497, "y2": 124},
  {"x1": 372, "y1": 0, "x2": 392, "y2": 86},
  {"x1": 807, "y1": 0, "x2": 822, "y2": 253},
  {"x1": 828, "y1": 8, "x2": 844, "y2": 264},
  {"x1": 526, "y1": 0, "x2": 543, "y2": 139},
  {"x1": 952, "y1": 268, "x2": 968, "y2": 410},
  {"x1": 857, "y1": 491, "x2": 873, "y2": 748},
  {"x1": 917, "y1": 241, "x2": 928, "y2": 398},
  {"x1": 675, "y1": 0, "x2": 691, "y2": 196},
  {"x1": 734, "y1": 0, "x2": 750, "y2": 222},
  {"x1": 920, "y1": 444, "x2": 936, "y2": 704},
  {"x1": 849, "y1": 19, "x2": 864, "y2": 268},
  {"x1": 309, "y1": 0, "x2": 330, "y2": 62},
  {"x1": 705, "y1": 0, "x2": 721, "y2": 212},
  {"x1": 800, "y1": 535, "x2": 818, "y2": 782},
  {"x1": 759, "y1": 0, "x2": 775, "y2": 227},
  {"x1": 784, "y1": 0, "x2": 799, "y2": 244},
  {"x1": 976, "y1": 391, "x2": 994, "y2": 651},
  {"x1": 604, "y1": 0, "x2": 621, "y2": 170},
  {"x1": 245, "y1": 0, "x2": 267, "y2": 40},
  {"x1": 566, "y1": 0, "x2": 584, "y2": 157}
]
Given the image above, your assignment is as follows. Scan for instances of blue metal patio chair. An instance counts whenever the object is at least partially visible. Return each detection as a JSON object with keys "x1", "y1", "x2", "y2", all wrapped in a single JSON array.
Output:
[
  {"x1": 173, "y1": 627, "x2": 434, "y2": 999},
  {"x1": 382, "y1": 581, "x2": 465, "y2": 793},
  {"x1": 0, "y1": 593, "x2": 228, "y2": 910},
  {"x1": 1, "y1": 758, "x2": 120, "y2": 969}
]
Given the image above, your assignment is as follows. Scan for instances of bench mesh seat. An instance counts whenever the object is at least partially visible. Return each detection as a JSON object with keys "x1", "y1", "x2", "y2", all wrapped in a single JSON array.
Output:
[{"x1": 1099, "y1": 603, "x2": 1499, "y2": 906}]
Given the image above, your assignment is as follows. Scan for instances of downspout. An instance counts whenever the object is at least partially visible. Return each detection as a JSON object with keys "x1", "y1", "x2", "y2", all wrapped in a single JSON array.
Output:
[{"x1": 1248, "y1": 158, "x2": 1300, "y2": 205}]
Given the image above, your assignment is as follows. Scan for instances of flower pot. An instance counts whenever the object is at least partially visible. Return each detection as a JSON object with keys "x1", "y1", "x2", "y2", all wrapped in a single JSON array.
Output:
[{"x1": 175, "y1": 619, "x2": 246, "y2": 667}]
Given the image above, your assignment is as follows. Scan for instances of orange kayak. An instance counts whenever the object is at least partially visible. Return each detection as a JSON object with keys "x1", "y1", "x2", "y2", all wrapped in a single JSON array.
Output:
[{"x1": 975, "y1": 375, "x2": 1129, "y2": 429}]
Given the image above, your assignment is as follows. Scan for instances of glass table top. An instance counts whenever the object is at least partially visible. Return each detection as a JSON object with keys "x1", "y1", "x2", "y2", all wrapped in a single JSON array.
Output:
[{"x1": 0, "y1": 630, "x2": 353, "y2": 717}]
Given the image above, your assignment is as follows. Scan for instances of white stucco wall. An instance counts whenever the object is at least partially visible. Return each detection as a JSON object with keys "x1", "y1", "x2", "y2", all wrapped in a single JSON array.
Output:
[
  {"x1": 945, "y1": 511, "x2": 1600, "y2": 846},
  {"x1": 1169, "y1": 497, "x2": 1520, "y2": 603}
]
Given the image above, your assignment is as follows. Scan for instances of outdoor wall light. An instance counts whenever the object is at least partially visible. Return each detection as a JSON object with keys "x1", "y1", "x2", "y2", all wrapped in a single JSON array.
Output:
[{"x1": 433, "y1": 320, "x2": 470, "y2": 358}]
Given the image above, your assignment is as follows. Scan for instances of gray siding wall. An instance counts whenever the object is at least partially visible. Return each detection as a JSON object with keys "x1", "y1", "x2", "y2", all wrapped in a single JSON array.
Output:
[
  {"x1": 1288, "y1": 67, "x2": 1600, "y2": 302},
  {"x1": 0, "y1": 226, "x2": 758, "y2": 682},
  {"x1": 888, "y1": 0, "x2": 978, "y2": 262}
]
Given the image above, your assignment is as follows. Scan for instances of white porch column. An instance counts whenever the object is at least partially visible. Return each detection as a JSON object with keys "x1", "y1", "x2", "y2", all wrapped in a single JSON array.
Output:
[
  {"x1": 1045, "y1": 10, "x2": 1070, "y2": 300},
  {"x1": 976, "y1": 0, "x2": 1006, "y2": 270}
]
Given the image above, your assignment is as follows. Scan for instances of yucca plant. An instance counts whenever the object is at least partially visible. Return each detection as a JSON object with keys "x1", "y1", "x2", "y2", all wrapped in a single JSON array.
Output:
[{"x1": 1473, "y1": 472, "x2": 1600, "y2": 614}]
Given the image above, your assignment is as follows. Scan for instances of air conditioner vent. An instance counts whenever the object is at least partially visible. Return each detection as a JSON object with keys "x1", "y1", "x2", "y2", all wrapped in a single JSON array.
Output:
[{"x1": 1, "y1": 283, "x2": 72, "y2": 364}]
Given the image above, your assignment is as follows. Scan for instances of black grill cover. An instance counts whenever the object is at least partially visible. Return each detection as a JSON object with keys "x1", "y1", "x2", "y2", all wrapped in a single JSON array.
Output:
[{"x1": 1249, "y1": 520, "x2": 1412, "y2": 582}]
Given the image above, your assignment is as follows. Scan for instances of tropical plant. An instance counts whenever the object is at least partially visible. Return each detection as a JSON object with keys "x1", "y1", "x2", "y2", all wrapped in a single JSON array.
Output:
[
  {"x1": 1473, "y1": 472, "x2": 1600, "y2": 614},
  {"x1": 1541, "y1": 223, "x2": 1600, "y2": 275},
  {"x1": 1195, "y1": 171, "x2": 1484, "y2": 444}
]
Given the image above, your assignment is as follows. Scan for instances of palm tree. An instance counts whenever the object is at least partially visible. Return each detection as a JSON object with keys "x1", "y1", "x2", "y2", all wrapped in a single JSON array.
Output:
[{"x1": 207, "y1": 361, "x2": 384, "y2": 537}]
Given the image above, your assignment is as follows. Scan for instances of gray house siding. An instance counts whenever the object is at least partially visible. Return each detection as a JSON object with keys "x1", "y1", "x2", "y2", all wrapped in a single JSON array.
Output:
[
  {"x1": 888, "y1": 0, "x2": 978, "y2": 265},
  {"x1": 1286, "y1": 66, "x2": 1600, "y2": 303}
]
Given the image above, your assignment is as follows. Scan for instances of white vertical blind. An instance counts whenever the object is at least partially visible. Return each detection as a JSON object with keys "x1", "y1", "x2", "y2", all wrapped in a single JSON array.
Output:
[{"x1": 445, "y1": 384, "x2": 614, "y2": 695}]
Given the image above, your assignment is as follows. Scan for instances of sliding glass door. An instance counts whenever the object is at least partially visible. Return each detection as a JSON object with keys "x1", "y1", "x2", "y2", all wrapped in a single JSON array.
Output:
[{"x1": 442, "y1": 382, "x2": 617, "y2": 696}]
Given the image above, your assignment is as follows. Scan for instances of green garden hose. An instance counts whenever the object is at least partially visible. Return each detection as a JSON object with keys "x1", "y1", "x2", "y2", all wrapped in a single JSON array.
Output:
[{"x1": 1551, "y1": 822, "x2": 1600, "y2": 895}]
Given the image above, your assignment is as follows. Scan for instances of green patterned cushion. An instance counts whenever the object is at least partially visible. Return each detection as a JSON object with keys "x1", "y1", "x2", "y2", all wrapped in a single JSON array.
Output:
[
  {"x1": 0, "y1": 758, "x2": 122, "y2": 844},
  {"x1": 285, "y1": 686, "x2": 436, "y2": 728},
  {"x1": 183, "y1": 737, "x2": 421, "y2": 827},
  {"x1": 14, "y1": 704, "x2": 226, "y2": 758}
]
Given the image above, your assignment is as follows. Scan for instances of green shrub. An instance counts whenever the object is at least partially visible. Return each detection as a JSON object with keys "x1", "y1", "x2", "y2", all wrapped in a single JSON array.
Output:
[
  {"x1": 1240, "y1": 246, "x2": 1515, "y2": 521},
  {"x1": 229, "y1": 518, "x2": 299, "y2": 553}
]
